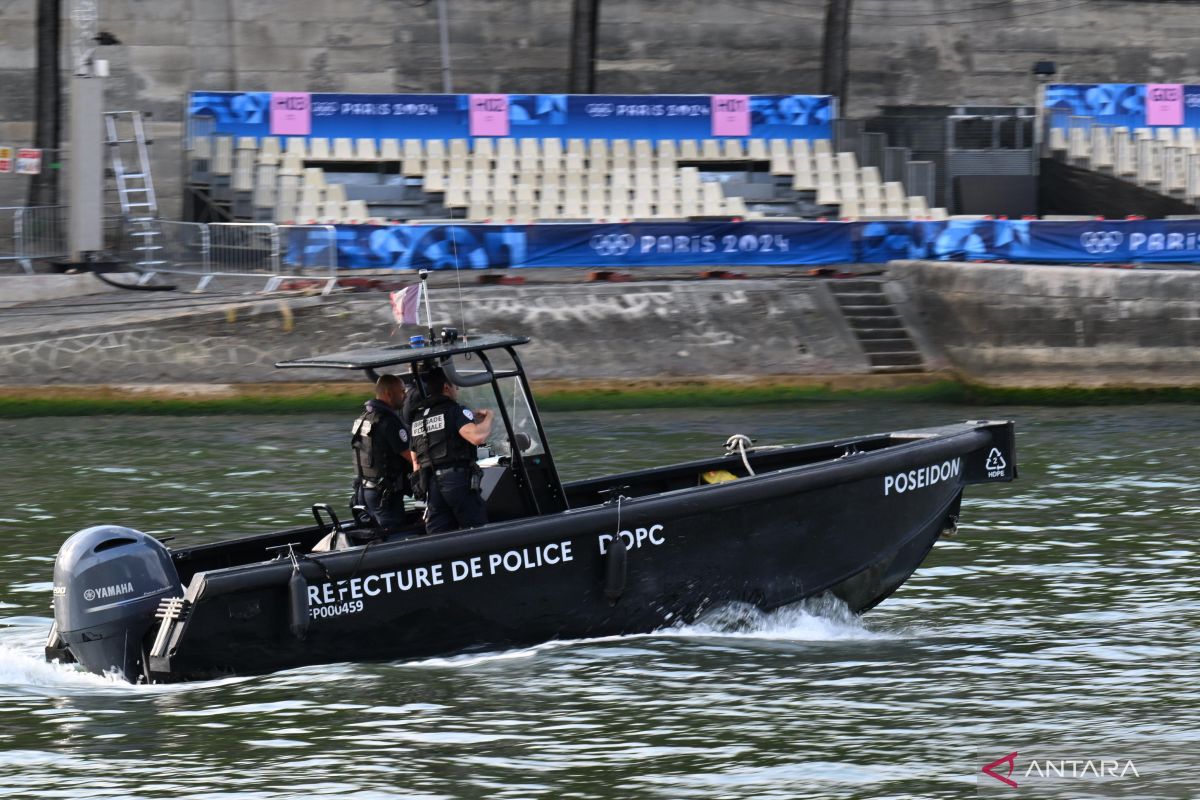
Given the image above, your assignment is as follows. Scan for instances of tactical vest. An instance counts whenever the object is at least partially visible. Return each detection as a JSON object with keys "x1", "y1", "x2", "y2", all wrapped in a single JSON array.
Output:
[
  {"x1": 410, "y1": 395, "x2": 477, "y2": 469},
  {"x1": 351, "y1": 405, "x2": 409, "y2": 483}
]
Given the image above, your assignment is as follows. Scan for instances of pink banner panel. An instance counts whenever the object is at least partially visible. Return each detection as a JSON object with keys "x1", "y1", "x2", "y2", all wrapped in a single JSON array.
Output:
[
  {"x1": 270, "y1": 92, "x2": 312, "y2": 136},
  {"x1": 1146, "y1": 84, "x2": 1184, "y2": 126},
  {"x1": 469, "y1": 94, "x2": 510, "y2": 136},
  {"x1": 711, "y1": 95, "x2": 751, "y2": 136}
]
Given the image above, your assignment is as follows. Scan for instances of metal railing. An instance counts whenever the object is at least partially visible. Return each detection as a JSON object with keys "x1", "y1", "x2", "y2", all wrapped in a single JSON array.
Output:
[
  {"x1": 277, "y1": 224, "x2": 338, "y2": 293},
  {"x1": 0, "y1": 205, "x2": 68, "y2": 273}
]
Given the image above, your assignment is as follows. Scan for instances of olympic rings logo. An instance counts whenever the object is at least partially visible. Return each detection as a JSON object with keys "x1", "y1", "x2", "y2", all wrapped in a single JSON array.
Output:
[
  {"x1": 590, "y1": 233, "x2": 636, "y2": 256},
  {"x1": 1079, "y1": 231, "x2": 1124, "y2": 254}
]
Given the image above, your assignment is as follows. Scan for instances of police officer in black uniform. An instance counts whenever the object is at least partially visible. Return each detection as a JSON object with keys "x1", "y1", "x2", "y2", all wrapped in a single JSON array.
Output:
[
  {"x1": 351, "y1": 374, "x2": 412, "y2": 537},
  {"x1": 409, "y1": 368, "x2": 493, "y2": 534}
]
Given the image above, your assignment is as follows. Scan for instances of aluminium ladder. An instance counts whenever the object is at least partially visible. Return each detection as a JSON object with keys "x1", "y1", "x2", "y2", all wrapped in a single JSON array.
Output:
[{"x1": 103, "y1": 110, "x2": 167, "y2": 274}]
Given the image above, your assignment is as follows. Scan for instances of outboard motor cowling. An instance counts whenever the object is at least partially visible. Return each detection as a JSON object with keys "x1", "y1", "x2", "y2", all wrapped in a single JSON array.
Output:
[{"x1": 51, "y1": 526, "x2": 182, "y2": 682}]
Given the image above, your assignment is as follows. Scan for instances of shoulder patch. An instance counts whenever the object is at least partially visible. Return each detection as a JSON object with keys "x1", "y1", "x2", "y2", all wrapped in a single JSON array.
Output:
[{"x1": 462, "y1": 408, "x2": 474, "y2": 421}]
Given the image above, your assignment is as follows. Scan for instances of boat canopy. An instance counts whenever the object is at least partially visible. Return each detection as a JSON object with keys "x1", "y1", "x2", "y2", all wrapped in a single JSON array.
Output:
[{"x1": 274, "y1": 334, "x2": 530, "y2": 372}]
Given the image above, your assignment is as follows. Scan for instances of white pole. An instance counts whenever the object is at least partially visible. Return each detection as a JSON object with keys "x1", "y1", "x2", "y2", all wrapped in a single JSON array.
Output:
[{"x1": 419, "y1": 268, "x2": 434, "y2": 334}]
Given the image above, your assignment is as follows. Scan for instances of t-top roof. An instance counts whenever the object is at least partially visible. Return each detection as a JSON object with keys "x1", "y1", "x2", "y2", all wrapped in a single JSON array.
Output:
[{"x1": 275, "y1": 334, "x2": 530, "y2": 371}]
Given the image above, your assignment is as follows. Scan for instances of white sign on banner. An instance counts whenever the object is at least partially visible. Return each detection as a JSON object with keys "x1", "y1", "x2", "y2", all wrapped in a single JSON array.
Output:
[
  {"x1": 0, "y1": 146, "x2": 12, "y2": 174},
  {"x1": 15, "y1": 148, "x2": 42, "y2": 175}
]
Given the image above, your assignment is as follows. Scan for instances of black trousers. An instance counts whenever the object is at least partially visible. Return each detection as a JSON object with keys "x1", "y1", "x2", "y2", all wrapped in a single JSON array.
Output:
[
  {"x1": 362, "y1": 485, "x2": 406, "y2": 535},
  {"x1": 426, "y1": 467, "x2": 487, "y2": 534}
]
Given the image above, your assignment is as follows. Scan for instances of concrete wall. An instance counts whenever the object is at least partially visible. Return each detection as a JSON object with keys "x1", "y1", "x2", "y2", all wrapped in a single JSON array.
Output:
[
  {"x1": 889, "y1": 260, "x2": 1200, "y2": 388},
  {"x1": 0, "y1": 280, "x2": 870, "y2": 384},
  {"x1": 5, "y1": 1, "x2": 1200, "y2": 213}
]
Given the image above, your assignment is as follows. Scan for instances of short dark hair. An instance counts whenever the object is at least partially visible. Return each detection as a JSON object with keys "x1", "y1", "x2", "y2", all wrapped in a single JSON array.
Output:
[
  {"x1": 424, "y1": 367, "x2": 449, "y2": 395},
  {"x1": 375, "y1": 373, "x2": 404, "y2": 399}
]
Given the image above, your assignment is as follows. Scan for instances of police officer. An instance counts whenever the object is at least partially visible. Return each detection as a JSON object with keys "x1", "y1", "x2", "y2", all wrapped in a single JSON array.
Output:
[
  {"x1": 409, "y1": 368, "x2": 493, "y2": 534},
  {"x1": 351, "y1": 374, "x2": 412, "y2": 536}
]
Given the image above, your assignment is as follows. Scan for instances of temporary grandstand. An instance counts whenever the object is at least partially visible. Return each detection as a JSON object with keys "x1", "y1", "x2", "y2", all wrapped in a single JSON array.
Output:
[{"x1": 184, "y1": 93, "x2": 948, "y2": 226}]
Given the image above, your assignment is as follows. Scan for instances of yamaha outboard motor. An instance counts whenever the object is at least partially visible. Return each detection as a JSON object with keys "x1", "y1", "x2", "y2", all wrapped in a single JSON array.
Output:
[{"x1": 48, "y1": 526, "x2": 182, "y2": 682}]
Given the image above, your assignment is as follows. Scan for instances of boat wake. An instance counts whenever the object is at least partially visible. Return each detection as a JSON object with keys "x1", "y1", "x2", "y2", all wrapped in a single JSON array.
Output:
[
  {"x1": 407, "y1": 596, "x2": 893, "y2": 669},
  {"x1": 676, "y1": 595, "x2": 890, "y2": 642}
]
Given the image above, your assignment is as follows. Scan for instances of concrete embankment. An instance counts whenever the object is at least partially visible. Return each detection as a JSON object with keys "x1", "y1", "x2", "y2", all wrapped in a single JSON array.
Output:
[
  {"x1": 890, "y1": 261, "x2": 1200, "y2": 388},
  {"x1": 1, "y1": 263, "x2": 1197, "y2": 411}
]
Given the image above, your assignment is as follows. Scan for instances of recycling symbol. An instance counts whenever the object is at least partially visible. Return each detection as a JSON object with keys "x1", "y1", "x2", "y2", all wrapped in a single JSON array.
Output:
[{"x1": 985, "y1": 448, "x2": 1007, "y2": 473}]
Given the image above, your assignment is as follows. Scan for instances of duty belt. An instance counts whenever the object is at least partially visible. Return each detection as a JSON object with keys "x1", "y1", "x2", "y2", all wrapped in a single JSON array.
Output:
[{"x1": 433, "y1": 464, "x2": 473, "y2": 478}]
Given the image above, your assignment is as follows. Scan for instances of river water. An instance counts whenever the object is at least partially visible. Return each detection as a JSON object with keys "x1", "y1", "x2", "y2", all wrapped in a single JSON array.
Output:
[{"x1": 0, "y1": 403, "x2": 1197, "y2": 799}]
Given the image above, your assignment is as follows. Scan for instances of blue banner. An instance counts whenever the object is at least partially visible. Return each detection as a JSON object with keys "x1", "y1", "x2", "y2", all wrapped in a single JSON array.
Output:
[
  {"x1": 283, "y1": 219, "x2": 1200, "y2": 269},
  {"x1": 1045, "y1": 83, "x2": 1200, "y2": 128},
  {"x1": 188, "y1": 92, "x2": 834, "y2": 142}
]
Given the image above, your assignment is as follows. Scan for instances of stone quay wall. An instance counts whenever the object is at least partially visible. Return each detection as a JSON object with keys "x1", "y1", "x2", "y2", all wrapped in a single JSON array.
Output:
[{"x1": 890, "y1": 261, "x2": 1200, "y2": 388}]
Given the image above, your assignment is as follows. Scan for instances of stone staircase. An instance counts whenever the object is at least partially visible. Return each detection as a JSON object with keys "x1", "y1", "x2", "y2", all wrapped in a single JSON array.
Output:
[{"x1": 827, "y1": 279, "x2": 924, "y2": 373}]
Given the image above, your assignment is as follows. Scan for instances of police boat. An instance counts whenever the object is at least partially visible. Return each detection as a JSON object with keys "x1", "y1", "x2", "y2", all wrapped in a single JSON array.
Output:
[{"x1": 46, "y1": 331, "x2": 1017, "y2": 683}]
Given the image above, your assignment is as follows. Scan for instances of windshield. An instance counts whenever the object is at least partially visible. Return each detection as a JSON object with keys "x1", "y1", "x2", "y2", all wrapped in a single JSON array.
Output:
[{"x1": 451, "y1": 370, "x2": 544, "y2": 459}]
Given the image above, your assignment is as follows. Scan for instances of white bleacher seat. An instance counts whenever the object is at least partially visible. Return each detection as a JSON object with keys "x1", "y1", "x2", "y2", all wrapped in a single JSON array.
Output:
[
  {"x1": 839, "y1": 198, "x2": 860, "y2": 219},
  {"x1": 470, "y1": 148, "x2": 491, "y2": 171},
  {"x1": 792, "y1": 139, "x2": 814, "y2": 171},
  {"x1": 514, "y1": 184, "x2": 536, "y2": 219},
  {"x1": 474, "y1": 138, "x2": 495, "y2": 159},
  {"x1": 1137, "y1": 138, "x2": 1164, "y2": 184},
  {"x1": 813, "y1": 139, "x2": 833, "y2": 157},
  {"x1": 402, "y1": 138, "x2": 424, "y2": 174},
  {"x1": 700, "y1": 139, "x2": 721, "y2": 160},
  {"x1": 331, "y1": 138, "x2": 355, "y2": 160},
  {"x1": 631, "y1": 197, "x2": 653, "y2": 219},
  {"x1": 746, "y1": 138, "x2": 768, "y2": 161},
  {"x1": 561, "y1": 186, "x2": 584, "y2": 218},
  {"x1": 425, "y1": 139, "x2": 446, "y2": 167},
  {"x1": 678, "y1": 187, "x2": 700, "y2": 218},
  {"x1": 678, "y1": 139, "x2": 700, "y2": 161},
  {"x1": 656, "y1": 139, "x2": 677, "y2": 168},
  {"x1": 295, "y1": 202, "x2": 320, "y2": 223},
  {"x1": 883, "y1": 182, "x2": 906, "y2": 216},
  {"x1": 566, "y1": 138, "x2": 585, "y2": 160},
  {"x1": 929, "y1": 207, "x2": 949, "y2": 220},
  {"x1": 722, "y1": 139, "x2": 745, "y2": 160},
  {"x1": 565, "y1": 152, "x2": 585, "y2": 174},
  {"x1": 309, "y1": 138, "x2": 331, "y2": 160},
  {"x1": 814, "y1": 152, "x2": 836, "y2": 181},
  {"x1": 634, "y1": 139, "x2": 653, "y2": 168},
  {"x1": 839, "y1": 172, "x2": 860, "y2": 205},
  {"x1": 770, "y1": 151, "x2": 793, "y2": 176},
  {"x1": 212, "y1": 136, "x2": 234, "y2": 176},
  {"x1": 537, "y1": 184, "x2": 560, "y2": 219},
  {"x1": 610, "y1": 167, "x2": 631, "y2": 192},
  {"x1": 656, "y1": 183, "x2": 677, "y2": 215},
  {"x1": 861, "y1": 185, "x2": 883, "y2": 217},
  {"x1": 493, "y1": 171, "x2": 514, "y2": 195},
  {"x1": 907, "y1": 195, "x2": 929, "y2": 218},
  {"x1": 611, "y1": 138, "x2": 631, "y2": 161},
  {"x1": 1090, "y1": 127, "x2": 1114, "y2": 170},
  {"x1": 724, "y1": 195, "x2": 747, "y2": 217},
  {"x1": 1068, "y1": 127, "x2": 1090, "y2": 163},
  {"x1": 380, "y1": 138, "x2": 402, "y2": 161},
  {"x1": 324, "y1": 183, "x2": 347, "y2": 204},
  {"x1": 449, "y1": 138, "x2": 469, "y2": 162},
  {"x1": 701, "y1": 182, "x2": 725, "y2": 215},
  {"x1": 792, "y1": 159, "x2": 816, "y2": 191},
  {"x1": 519, "y1": 138, "x2": 541, "y2": 172},
  {"x1": 816, "y1": 180, "x2": 840, "y2": 206},
  {"x1": 302, "y1": 167, "x2": 326, "y2": 187},
  {"x1": 1134, "y1": 127, "x2": 1154, "y2": 141},
  {"x1": 355, "y1": 138, "x2": 378, "y2": 161},
  {"x1": 608, "y1": 191, "x2": 630, "y2": 220},
  {"x1": 232, "y1": 149, "x2": 255, "y2": 192},
  {"x1": 634, "y1": 168, "x2": 655, "y2": 200},
  {"x1": 257, "y1": 137, "x2": 281, "y2": 166},
  {"x1": 1156, "y1": 128, "x2": 1176, "y2": 145},
  {"x1": 1048, "y1": 127, "x2": 1068, "y2": 155},
  {"x1": 254, "y1": 165, "x2": 276, "y2": 209},
  {"x1": 445, "y1": 185, "x2": 468, "y2": 208},
  {"x1": 1113, "y1": 130, "x2": 1136, "y2": 176},
  {"x1": 425, "y1": 164, "x2": 446, "y2": 193},
  {"x1": 467, "y1": 198, "x2": 490, "y2": 221},
  {"x1": 300, "y1": 185, "x2": 323, "y2": 206},
  {"x1": 285, "y1": 137, "x2": 307, "y2": 160},
  {"x1": 588, "y1": 139, "x2": 609, "y2": 170},
  {"x1": 1188, "y1": 153, "x2": 1200, "y2": 200},
  {"x1": 836, "y1": 151, "x2": 859, "y2": 175},
  {"x1": 1178, "y1": 128, "x2": 1197, "y2": 151},
  {"x1": 344, "y1": 200, "x2": 370, "y2": 222},
  {"x1": 1164, "y1": 146, "x2": 1189, "y2": 193}
]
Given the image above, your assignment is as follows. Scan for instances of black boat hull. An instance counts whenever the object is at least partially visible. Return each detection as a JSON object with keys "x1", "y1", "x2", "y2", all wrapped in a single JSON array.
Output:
[{"x1": 132, "y1": 421, "x2": 1012, "y2": 683}]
